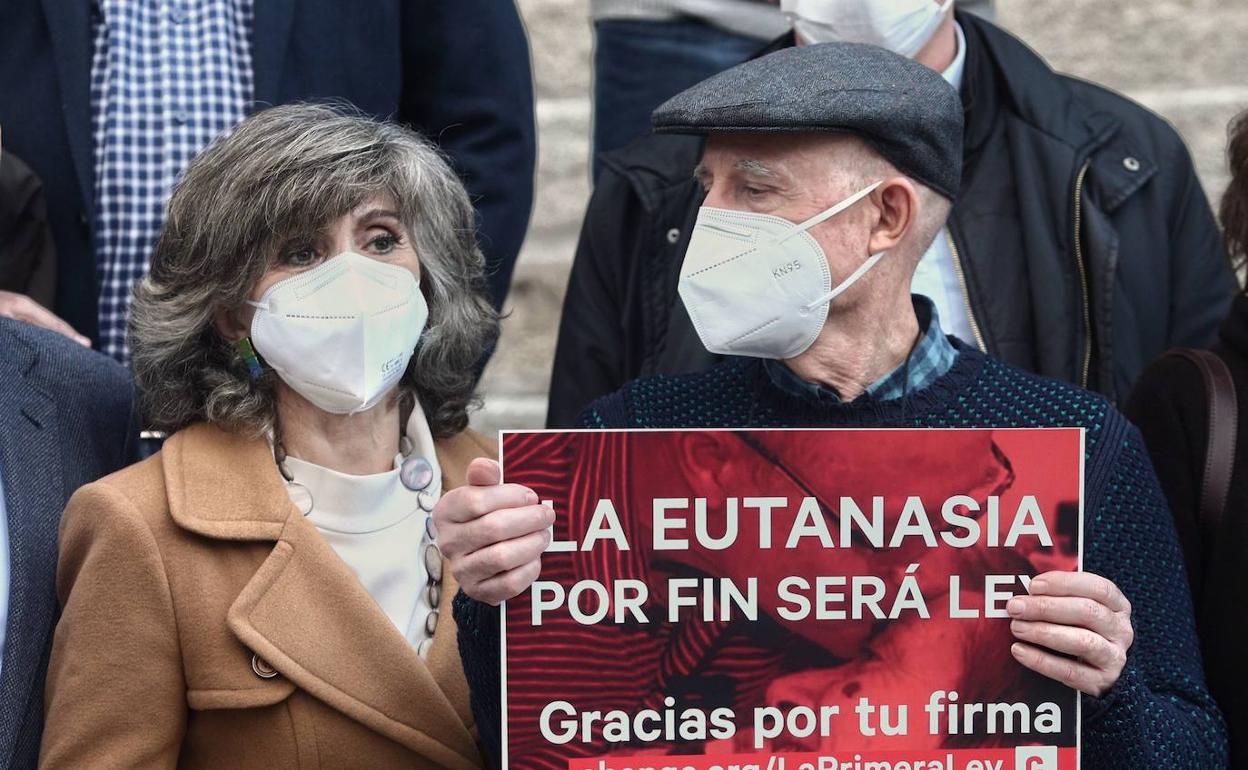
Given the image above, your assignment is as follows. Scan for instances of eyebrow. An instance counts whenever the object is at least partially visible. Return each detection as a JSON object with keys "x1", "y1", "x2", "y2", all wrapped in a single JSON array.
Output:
[
  {"x1": 693, "y1": 159, "x2": 782, "y2": 187},
  {"x1": 357, "y1": 208, "x2": 401, "y2": 222},
  {"x1": 736, "y1": 159, "x2": 776, "y2": 178}
]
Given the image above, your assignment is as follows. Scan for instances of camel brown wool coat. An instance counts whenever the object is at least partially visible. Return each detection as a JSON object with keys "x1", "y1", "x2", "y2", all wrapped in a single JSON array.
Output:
[{"x1": 38, "y1": 421, "x2": 493, "y2": 769}]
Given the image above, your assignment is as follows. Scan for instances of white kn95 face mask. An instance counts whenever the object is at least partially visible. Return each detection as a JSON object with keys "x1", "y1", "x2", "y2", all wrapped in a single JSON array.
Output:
[
  {"x1": 677, "y1": 180, "x2": 885, "y2": 360},
  {"x1": 247, "y1": 251, "x2": 428, "y2": 414},
  {"x1": 781, "y1": 0, "x2": 954, "y2": 58}
]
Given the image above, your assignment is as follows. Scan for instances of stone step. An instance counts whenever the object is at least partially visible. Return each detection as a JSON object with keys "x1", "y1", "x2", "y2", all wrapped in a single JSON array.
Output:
[{"x1": 996, "y1": 1, "x2": 1248, "y2": 96}]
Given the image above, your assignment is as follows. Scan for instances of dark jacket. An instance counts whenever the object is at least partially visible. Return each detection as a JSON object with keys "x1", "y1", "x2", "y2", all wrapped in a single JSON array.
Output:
[
  {"x1": 0, "y1": 153, "x2": 55, "y2": 308},
  {"x1": 1126, "y1": 293, "x2": 1248, "y2": 769},
  {"x1": 547, "y1": 11, "x2": 1235, "y2": 427},
  {"x1": 0, "y1": 0, "x2": 535, "y2": 340},
  {"x1": 0, "y1": 317, "x2": 136, "y2": 770}
]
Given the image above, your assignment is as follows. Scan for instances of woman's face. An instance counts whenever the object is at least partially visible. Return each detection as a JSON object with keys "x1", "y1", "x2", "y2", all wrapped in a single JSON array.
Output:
[
  {"x1": 218, "y1": 194, "x2": 421, "y2": 340},
  {"x1": 251, "y1": 193, "x2": 420, "y2": 303}
]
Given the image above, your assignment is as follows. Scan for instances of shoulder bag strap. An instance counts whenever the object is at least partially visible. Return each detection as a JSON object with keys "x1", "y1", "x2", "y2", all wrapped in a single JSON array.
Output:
[{"x1": 1165, "y1": 348, "x2": 1238, "y2": 539}]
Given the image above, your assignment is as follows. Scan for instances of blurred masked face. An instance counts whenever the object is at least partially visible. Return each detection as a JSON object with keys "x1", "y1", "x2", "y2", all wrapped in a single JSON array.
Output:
[
  {"x1": 781, "y1": 0, "x2": 953, "y2": 57},
  {"x1": 681, "y1": 134, "x2": 890, "y2": 360}
]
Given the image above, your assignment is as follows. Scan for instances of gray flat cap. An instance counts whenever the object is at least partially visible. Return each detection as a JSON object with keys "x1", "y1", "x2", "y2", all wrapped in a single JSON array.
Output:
[{"x1": 651, "y1": 42, "x2": 963, "y2": 200}]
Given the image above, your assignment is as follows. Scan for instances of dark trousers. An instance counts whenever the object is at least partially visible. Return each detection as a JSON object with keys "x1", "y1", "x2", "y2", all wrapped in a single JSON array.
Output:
[{"x1": 591, "y1": 17, "x2": 765, "y2": 180}]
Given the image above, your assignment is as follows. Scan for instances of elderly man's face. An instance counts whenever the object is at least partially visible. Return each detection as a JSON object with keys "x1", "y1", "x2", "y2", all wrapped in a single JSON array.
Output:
[{"x1": 695, "y1": 133, "x2": 881, "y2": 305}]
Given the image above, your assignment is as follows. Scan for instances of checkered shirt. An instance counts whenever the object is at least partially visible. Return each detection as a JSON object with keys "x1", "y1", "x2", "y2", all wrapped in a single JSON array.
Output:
[
  {"x1": 90, "y1": 0, "x2": 254, "y2": 361},
  {"x1": 764, "y1": 295, "x2": 959, "y2": 403}
]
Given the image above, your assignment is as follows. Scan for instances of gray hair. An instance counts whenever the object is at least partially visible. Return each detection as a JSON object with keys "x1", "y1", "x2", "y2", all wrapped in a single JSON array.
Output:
[{"x1": 130, "y1": 103, "x2": 499, "y2": 439}]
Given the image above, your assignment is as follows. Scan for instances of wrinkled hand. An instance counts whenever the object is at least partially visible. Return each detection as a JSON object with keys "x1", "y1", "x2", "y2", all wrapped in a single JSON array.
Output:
[
  {"x1": 0, "y1": 291, "x2": 90, "y2": 346},
  {"x1": 433, "y1": 457, "x2": 553, "y2": 605},
  {"x1": 1008, "y1": 571, "x2": 1133, "y2": 697}
]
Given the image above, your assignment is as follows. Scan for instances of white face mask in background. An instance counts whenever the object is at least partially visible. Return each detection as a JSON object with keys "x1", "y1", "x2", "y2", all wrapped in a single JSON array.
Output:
[
  {"x1": 781, "y1": 0, "x2": 954, "y2": 57},
  {"x1": 678, "y1": 180, "x2": 885, "y2": 360},
  {"x1": 247, "y1": 251, "x2": 428, "y2": 415}
]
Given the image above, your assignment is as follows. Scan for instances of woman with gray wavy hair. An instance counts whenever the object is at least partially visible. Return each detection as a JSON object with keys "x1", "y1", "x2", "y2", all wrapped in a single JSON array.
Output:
[{"x1": 38, "y1": 104, "x2": 523, "y2": 770}]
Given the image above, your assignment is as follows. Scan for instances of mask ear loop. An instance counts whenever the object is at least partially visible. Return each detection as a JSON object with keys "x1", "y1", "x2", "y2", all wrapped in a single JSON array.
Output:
[
  {"x1": 776, "y1": 180, "x2": 883, "y2": 244},
  {"x1": 804, "y1": 250, "x2": 888, "y2": 310},
  {"x1": 769, "y1": 180, "x2": 886, "y2": 310}
]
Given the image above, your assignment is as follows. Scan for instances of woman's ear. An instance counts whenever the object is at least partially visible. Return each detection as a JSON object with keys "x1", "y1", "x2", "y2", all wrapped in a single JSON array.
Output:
[
  {"x1": 867, "y1": 176, "x2": 918, "y2": 255},
  {"x1": 213, "y1": 305, "x2": 249, "y2": 343}
]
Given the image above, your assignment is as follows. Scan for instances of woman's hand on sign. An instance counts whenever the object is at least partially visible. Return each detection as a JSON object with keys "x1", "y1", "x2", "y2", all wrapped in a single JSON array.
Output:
[
  {"x1": 433, "y1": 457, "x2": 553, "y2": 605},
  {"x1": 1006, "y1": 571, "x2": 1134, "y2": 697}
]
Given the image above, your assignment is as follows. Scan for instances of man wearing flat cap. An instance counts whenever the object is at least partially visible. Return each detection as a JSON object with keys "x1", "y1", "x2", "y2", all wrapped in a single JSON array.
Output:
[
  {"x1": 440, "y1": 42, "x2": 1226, "y2": 768},
  {"x1": 547, "y1": 2, "x2": 1235, "y2": 429}
]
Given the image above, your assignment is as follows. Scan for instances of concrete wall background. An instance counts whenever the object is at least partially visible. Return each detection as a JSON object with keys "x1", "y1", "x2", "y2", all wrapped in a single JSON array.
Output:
[{"x1": 471, "y1": 0, "x2": 1248, "y2": 434}]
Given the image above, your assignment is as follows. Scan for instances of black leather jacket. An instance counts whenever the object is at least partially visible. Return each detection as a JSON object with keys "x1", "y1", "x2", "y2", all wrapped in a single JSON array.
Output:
[{"x1": 547, "y1": 12, "x2": 1236, "y2": 427}]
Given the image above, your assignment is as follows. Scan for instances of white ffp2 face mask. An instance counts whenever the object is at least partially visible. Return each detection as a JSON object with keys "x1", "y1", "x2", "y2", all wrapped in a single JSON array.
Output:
[
  {"x1": 781, "y1": 0, "x2": 954, "y2": 57},
  {"x1": 678, "y1": 181, "x2": 885, "y2": 360},
  {"x1": 247, "y1": 251, "x2": 428, "y2": 415}
]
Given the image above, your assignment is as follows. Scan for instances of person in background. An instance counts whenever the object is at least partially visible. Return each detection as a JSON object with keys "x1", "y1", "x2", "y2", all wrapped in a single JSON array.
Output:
[
  {"x1": 0, "y1": 320, "x2": 135, "y2": 770},
  {"x1": 0, "y1": 122, "x2": 136, "y2": 770},
  {"x1": 38, "y1": 105, "x2": 498, "y2": 769},
  {"x1": 590, "y1": 0, "x2": 786, "y2": 178},
  {"x1": 0, "y1": 128, "x2": 86, "y2": 345},
  {"x1": 0, "y1": 0, "x2": 535, "y2": 360},
  {"x1": 548, "y1": 0, "x2": 1235, "y2": 427},
  {"x1": 444, "y1": 43, "x2": 1227, "y2": 768},
  {"x1": 1126, "y1": 109, "x2": 1248, "y2": 768}
]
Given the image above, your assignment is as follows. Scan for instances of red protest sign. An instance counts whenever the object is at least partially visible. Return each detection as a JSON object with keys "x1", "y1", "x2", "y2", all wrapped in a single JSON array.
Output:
[{"x1": 501, "y1": 428, "x2": 1083, "y2": 770}]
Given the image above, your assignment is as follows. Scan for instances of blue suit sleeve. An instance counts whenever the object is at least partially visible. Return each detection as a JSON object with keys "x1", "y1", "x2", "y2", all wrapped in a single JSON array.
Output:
[{"x1": 401, "y1": 0, "x2": 536, "y2": 311}]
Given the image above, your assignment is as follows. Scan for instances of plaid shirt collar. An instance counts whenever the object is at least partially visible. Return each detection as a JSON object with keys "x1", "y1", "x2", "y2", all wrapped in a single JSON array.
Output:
[{"x1": 763, "y1": 295, "x2": 958, "y2": 404}]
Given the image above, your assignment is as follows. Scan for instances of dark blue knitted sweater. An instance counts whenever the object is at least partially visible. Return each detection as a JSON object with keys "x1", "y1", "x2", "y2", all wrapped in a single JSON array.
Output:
[{"x1": 455, "y1": 344, "x2": 1227, "y2": 768}]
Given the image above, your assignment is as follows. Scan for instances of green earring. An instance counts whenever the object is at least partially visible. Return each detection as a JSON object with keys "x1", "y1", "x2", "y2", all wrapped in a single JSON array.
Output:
[{"x1": 238, "y1": 337, "x2": 264, "y2": 380}]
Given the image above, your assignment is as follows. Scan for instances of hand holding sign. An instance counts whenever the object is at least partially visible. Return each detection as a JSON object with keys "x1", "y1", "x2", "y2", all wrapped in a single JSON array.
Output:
[
  {"x1": 433, "y1": 457, "x2": 553, "y2": 605},
  {"x1": 1008, "y1": 570, "x2": 1134, "y2": 697}
]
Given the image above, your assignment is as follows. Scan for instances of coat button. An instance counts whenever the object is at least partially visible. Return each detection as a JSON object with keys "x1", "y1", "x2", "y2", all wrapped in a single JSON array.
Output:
[
  {"x1": 666, "y1": 227, "x2": 681, "y2": 244},
  {"x1": 1122, "y1": 156, "x2": 1141, "y2": 172},
  {"x1": 251, "y1": 654, "x2": 279, "y2": 679}
]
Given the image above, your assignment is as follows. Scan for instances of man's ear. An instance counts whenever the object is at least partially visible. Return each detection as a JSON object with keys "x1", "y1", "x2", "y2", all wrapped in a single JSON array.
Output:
[
  {"x1": 867, "y1": 176, "x2": 919, "y2": 255},
  {"x1": 213, "y1": 305, "x2": 249, "y2": 343}
]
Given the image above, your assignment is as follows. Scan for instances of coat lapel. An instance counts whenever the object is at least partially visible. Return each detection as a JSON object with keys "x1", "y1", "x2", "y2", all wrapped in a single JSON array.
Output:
[
  {"x1": 39, "y1": 0, "x2": 94, "y2": 214},
  {"x1": 226, "y1": 510, "x2": 480, "y2": 769},
  {"x1": 0, "y1": 333, "x2": 65, "y2": 765},
  {"x1": 163, "y1": 424, "x2": 486, "y2": 768}
]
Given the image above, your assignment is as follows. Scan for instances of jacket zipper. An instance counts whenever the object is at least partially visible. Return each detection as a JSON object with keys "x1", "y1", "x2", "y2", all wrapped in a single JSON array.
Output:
[
  {"x1": 1073, "y1": 160, "x2": 1092, "y2": 388},
  {"x1": 946, "y1": 229, "x2": 988, "y2": 352}
]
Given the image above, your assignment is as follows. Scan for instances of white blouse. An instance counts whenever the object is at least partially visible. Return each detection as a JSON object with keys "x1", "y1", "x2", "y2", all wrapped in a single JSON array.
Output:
[{"x1": 283, "y1": 406, "x2": 441, "y2": 651}]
